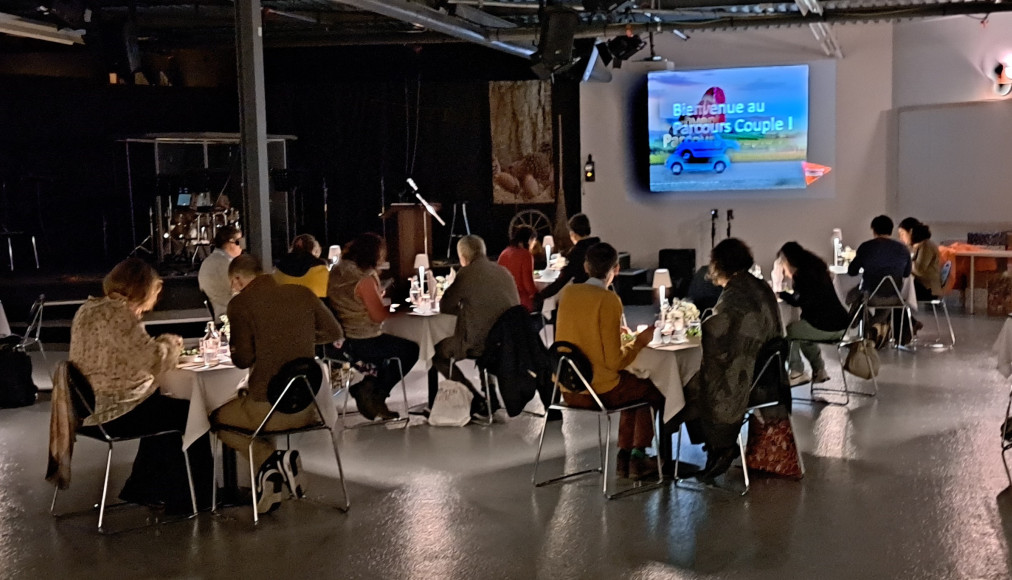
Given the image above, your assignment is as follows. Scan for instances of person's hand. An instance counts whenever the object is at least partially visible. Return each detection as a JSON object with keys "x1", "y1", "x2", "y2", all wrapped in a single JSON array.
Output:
[{"x1": 634, "y1": 324, "x2": 655, "y2": 348}]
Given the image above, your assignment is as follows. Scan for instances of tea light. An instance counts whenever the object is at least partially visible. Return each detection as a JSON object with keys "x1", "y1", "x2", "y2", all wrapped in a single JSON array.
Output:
[{"x1": 636, "y1": 324, "x2": 648, "y2": 334}]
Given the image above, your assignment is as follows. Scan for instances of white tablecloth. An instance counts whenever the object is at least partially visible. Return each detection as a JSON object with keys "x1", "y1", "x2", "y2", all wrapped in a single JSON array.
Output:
[
  {"x1": 534, "y1": 274, "x2": 559, "y2": 315},
  {"x1": 161, "y1": 359, "x2": 337, "y2": 449},
  {"x1": 382, "y1": 312, "x2": 457, "y2": 368},
  {"x1": 628, "y1": 339, "x2": 703, "y2": 423},
  {"x1": 993, "y1": 317, "x2": 1012, "y2": 378},
  {"x1": 831, "y1": 271, "x2": 918, "y2": 312}
]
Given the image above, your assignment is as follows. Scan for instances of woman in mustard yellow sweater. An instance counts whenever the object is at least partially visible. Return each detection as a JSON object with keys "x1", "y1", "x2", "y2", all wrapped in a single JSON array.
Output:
[{"x1": 274, "y1": 233, "x2": 329, "y2": 297}]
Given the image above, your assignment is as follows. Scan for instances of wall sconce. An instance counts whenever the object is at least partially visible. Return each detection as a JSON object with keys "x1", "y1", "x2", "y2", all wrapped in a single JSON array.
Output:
[
  {"x1": 994, "y1": 62, "x2": 1012, "y2": 96},
  {"x1": 584, "y1": 154, "x2": 596, "y2": 182}
]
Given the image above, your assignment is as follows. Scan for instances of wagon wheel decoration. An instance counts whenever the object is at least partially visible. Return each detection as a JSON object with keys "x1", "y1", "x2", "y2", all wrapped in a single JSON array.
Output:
[{"x1": 508, "y1": 209, "x2": 552, "y2": 241}]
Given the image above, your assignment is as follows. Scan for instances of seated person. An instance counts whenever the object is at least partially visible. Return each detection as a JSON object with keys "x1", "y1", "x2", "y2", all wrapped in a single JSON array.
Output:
[
  {"x1": 198, "y1": 225, "x2": 243, "y2": 319},
  {"x1": 555, "y1": 242, "x2": 663, "y2": 480},
  {"x1": 215, "y1": 254, "x2": 344, "y2": 514},
  {"x1": 274, "y1": 233, "x2": 330, "y2": 298},
  {"x1": 535, "y1": 213, "x2": 600, "y2": 302},
  {"x1": 681, "y1": 239, "x2": 782, "y2": 481},
  {"x1": 497, "y1": 225, "x2": 538, "y2": 313},
  {"x1": 328, "y1": 233, "x2": 419, "y2": 421},
  {"x1": 777, "y1": 242, "x2": 850, "y2": 386},
  {"x1": 67, "y1": 258, "x2": 212, "y2": 512},
  {"x1": 910, "y1": 223, "x2": 942, "y2": 301},
  {"x1": 847, "y1": 215, "x2": 912, "y2": 345},
  {"x1": 430, "y1": 235, "x2": 520, "y2": 416}
]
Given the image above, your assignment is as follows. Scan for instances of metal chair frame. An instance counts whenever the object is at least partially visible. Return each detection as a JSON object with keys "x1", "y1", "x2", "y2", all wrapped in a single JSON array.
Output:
[
  {"x1": 532, "y1": 355, "x2": 663, "y2": 500},
  {"x1": 211, "y1": 369, "x2": 349, "y2": 524},
  {"x1": 447, "y1": 356, "x2": 498, "y2": 426},
  {"x1": 50, "y1": 365, "x2": 198, "y2": 533},
  {"x1": 333, "y1": 356, "x2": 409, "y2": 429},
  {"x1": 792, "y1": 301, "x2": 878, "y2": 407},
  {"x1": 865, "y1": 275, "x2": 916, "y2": 352},
  {"x1": 673, "y1": 350, "x2": 802, "y2": 495},
  {"x1": 1003, "y1": 382, "x2": 1012, "y2": 489},
  {"x1": 18, "y1": 294, "x2": 45, "y2": 361}
]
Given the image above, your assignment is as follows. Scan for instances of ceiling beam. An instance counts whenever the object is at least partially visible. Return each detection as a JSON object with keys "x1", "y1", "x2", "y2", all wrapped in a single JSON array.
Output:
[{"x1": 330, "y1": 0, "x2": 535, "y2": 58}]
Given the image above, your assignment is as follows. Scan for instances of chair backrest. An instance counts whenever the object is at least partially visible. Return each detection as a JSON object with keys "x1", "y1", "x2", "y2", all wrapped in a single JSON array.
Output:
[
  {"x1": 548, "y1": 341, "x2": 594, "y2": 393},
  {"x1": 20, "y1": 294, "x2": 44, "y2": 347},
  {"x1": 267, "y1": 358, "x2": 323, "y2": 414},
  {"x1": 940, "y1": 260, "x2": 953, "y2": 288},
  {"x1": 747, "y1": 337, "x2": 789, "y2": 410},
  {"x1": 658, "y1": 249, "x2": 696, "y2": 299},
  {"x1": 200, "y1": 291, "x2": 215, "y2": 322},
  {"x1": 866, "y1": 275, "x2": 905, "y2": 304},
  {"x1": 64, "y1": 361, "x2": 96, "y2": 420}
]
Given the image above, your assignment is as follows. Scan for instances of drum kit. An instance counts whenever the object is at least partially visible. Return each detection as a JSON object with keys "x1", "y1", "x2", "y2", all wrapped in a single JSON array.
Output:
[{"x1": 163, "y1": 189, "x2": 240, "y2": 264}]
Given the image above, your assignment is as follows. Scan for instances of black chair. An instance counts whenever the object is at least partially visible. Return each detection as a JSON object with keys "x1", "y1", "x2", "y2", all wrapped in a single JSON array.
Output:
[
  {"x1": 210, "y1": 357, "x2": 349, "y2": 524},
  {"x1": 658, "y1": 249, "x2": 696, "y2": 299},
  {"x1": 1002, "y1": 381, "x2": 1012, "y2": 489},
  {"x1": 531, "y1": 342, "x2": 663, "y2": 499},
  {"x1": 49, "y1": 362, "x2": 198, "y2": 533}
]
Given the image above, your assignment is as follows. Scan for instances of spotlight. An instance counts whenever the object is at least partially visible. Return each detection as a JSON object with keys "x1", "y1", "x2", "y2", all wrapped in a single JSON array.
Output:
[
  {"x1": 606, "y1": 34, "x2": 646, "y2": 68},
  {"x1": 994, "y1": 62, "x2": 1012, "y2": 96},
  {"x1": 584, "y1": 155, "x2": 596, "y2": 182}
]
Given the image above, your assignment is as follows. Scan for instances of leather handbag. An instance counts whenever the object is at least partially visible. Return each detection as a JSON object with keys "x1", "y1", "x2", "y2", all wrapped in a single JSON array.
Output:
[{"x1": 843, "y1": 338, "x2": 880, "y2": 380}]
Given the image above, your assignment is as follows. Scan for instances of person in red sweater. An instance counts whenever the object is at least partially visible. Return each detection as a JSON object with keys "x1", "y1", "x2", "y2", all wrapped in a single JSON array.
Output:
[{"x1": 497, "y1": 225, "x2": 539, "y2": 312}]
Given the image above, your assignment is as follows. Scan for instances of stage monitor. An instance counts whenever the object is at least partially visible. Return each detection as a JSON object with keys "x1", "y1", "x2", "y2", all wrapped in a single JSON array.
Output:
[{"x1": 647, "y1": 64, "x2": 809, "y2": 193}]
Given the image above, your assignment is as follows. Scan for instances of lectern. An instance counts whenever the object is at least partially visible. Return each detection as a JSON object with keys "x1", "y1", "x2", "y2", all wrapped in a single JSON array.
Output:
[{"x1": 382, "y1": 203, "x2": 438, "y2": 282}]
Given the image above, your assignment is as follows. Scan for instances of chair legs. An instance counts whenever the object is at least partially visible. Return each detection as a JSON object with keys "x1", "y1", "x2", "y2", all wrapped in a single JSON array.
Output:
[
  {"x1": 927, "y1": 299, "x2": 956, "y2": 349},
  {"x1": 339, "y1": 357, "x2": 409, "y2": 429},
  {"x1": 97, "y1": 444, "x2": 114, "y2": 532}
]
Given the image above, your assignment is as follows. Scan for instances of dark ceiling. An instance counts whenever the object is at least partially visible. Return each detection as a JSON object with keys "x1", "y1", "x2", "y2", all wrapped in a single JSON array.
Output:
[{"x1": 1, "y1": 0, "x2": 1011, "y2": 58}]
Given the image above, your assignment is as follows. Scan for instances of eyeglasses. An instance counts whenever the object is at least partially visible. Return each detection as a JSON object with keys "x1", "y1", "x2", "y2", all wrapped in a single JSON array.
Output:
[{"x1": 229, "y1": 238, "x2": 242, "y2": 245}]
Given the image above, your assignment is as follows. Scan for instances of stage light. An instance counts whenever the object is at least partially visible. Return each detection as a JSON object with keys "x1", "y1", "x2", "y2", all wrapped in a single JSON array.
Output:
[{"x1": 584, "y1": 155, "x2": 596, "y2": 182}]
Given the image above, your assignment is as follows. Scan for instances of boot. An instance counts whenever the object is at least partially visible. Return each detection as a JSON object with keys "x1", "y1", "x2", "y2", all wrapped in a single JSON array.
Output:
[{"x1": 349, "y1": 377, "x2": 380, "y2": 420}]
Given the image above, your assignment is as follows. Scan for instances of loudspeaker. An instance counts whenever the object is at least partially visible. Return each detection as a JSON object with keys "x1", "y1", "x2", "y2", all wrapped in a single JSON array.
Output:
[
  {"x1": 560, "y1": 39, "x2": 612, "y2": 83},
  {"x1": 536, "y1": 6, "x2": 580, "y2": 69}
]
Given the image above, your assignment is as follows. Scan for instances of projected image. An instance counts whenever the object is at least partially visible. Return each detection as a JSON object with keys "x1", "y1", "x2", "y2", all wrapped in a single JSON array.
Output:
[{"x1": 648, "y1": 65, "x2": 809, "y2": 192}]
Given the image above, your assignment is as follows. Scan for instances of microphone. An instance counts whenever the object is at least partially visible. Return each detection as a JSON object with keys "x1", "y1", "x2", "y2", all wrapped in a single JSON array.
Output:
[{"x1": 406, "y1": 178, "x2": 418, "y2": 192}]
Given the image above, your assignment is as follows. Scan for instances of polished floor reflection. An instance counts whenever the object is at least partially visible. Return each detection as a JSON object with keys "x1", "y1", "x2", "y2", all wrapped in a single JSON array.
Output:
[{"x1": 3, "y1": 312, "x2": 1012, "y2": 579}]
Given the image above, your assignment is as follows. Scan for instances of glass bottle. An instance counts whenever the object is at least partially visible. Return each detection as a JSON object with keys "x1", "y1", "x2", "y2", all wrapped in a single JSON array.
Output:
[{"x1": 201, "y1": 321, "x2": 219, "y2": 365}]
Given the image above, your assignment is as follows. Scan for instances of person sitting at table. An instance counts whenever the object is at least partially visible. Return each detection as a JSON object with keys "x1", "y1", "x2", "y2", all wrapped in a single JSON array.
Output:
[
  {"x1": 498, "y1": 225, "x2": 538, "y2": 313},
  {"x1": 909, "y1": 223, "x2": 942, "y2": 301},
  {"x1": 66, "y1": 258, "x2": 212, "y2": 512},
  {"x1": 681, "y1": 239, "x2": 782, "y2": 481},
  {"x1": 431, "y1": 234, "x2": 520, "y2": 417},
  {"x1": 328, "y1": 233, "x2": 419, "y2": 421},
  {"x1": 555, "y1": 242, "x2": 663, "y2": 480},
  {"x1": 897, "y1": 217, "x2": 921, "y2": 251},
  {"x1": 198, "y1": 225, "x2": 242, "y2": 319},
  {"x1": 847, "y1": 215, "x2": 912, "y2": 347},
  {"x1": 535, "y1": 213, "x2": 600, "y2": 303},
  {"x1": 274, "y1": 233, "x2": 329, "y2": 298},
  {"x1": 215, "y1": 254, "x2": 344, "y2": 514},
  {"x1": 777, "y1": 242, "x2": 850, "y2": 386}
]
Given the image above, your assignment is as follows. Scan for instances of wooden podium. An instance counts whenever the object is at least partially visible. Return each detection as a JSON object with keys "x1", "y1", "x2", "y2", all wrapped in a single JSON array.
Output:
[{"x1": 382, "y1": 203, "x2": 439, "y2": 282}]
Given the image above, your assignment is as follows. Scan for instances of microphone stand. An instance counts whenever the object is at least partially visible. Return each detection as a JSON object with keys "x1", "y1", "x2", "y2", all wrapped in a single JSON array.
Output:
[
  {"x1": 710, "y1": 210, "x2": 719, "y2": 249},
  {"x1": 727, "y1": 209, "x2": 734, "y2": 239}
]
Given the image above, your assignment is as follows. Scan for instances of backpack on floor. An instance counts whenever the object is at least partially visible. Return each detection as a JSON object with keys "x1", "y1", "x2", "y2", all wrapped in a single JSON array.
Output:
[{"x1": 0, "y1": 340, "x2": 38, "y2": 408}]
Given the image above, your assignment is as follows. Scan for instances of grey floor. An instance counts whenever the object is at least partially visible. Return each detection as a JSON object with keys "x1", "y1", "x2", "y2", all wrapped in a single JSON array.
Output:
[{"x1": 4, "y1": 311, "x2": 1012, "y2": 579}]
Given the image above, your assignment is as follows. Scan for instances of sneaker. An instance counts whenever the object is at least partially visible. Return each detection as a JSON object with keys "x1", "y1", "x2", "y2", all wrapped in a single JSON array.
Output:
[
  {"x1": 789, "y1": 371, "x2": 811, "y2": 387},
  {"x1": 615, "y1": 449, "x2": 631, "y2": 479},
  {"x1": 274, "y1": 450, "x2": 306, "y2": 499},
  {"x1": 813, "y1": 368, "x2": 831, "y2": 384},
  {"x1": 255, "y1": 466, "x2": 285, "y2": 514}
]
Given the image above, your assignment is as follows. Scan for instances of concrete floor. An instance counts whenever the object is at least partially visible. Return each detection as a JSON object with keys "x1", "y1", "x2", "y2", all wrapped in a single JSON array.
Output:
[{"x1": 3, "y1": 312, "x2": 1012, "y2": 579}]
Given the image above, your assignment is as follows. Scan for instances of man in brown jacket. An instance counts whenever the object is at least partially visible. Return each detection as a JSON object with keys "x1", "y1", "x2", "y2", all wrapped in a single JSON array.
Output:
[
  {"x1": 213, "y1": 254, "x2": 344, "y2": 513},
  {"x1": 429, "y1": 235, "x2": 520, "y2": 416}
]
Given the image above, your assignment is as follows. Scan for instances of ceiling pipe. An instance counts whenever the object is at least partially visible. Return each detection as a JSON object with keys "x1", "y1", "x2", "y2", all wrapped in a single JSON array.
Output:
[{"x1": 330, "y1": 0, "x2": 536, "y2": 58}]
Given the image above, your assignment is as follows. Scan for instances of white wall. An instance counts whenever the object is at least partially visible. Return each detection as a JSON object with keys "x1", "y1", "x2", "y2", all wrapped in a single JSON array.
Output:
[
  {"x1": 892, "y1": 14, "x2": 1012, "y2": 243},
  {"x1": 580, "y1": 24, "x2": 895, "y2": 272}
]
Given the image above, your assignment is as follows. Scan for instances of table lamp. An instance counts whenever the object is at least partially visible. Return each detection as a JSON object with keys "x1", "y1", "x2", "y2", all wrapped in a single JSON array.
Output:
[
  {"x1": 542, "y1": 235, "x2": 555, "y2": 264},
  {"x1": 328, "y1": 245, "x2": 341, "y2": 266},
  {"x1": 414, "y1": 254, "x2": 430, "y2": 293},
  {"x1": 653, "y1": 268, "x2": 673, "y2": 309}
]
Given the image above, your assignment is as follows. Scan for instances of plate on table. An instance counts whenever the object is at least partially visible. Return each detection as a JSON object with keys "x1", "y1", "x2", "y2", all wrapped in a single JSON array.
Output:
[{"x1": 179, "y1": 354, "x2": 203, "y2": 365}]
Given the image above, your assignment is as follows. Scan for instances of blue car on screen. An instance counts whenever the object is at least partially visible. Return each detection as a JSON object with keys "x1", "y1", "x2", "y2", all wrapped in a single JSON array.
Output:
[{"x1": 664, "y1": 137, "x2": 739, "y2": 175}]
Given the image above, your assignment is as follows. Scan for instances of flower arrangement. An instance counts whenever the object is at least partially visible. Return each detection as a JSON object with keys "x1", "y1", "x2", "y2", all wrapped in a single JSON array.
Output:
[
  {"x1": 661, "y1": 299, "x2": 701, "y2": 340},
  {"x1": 219, "y1": 314, "x2": 230, "y2": 342}
]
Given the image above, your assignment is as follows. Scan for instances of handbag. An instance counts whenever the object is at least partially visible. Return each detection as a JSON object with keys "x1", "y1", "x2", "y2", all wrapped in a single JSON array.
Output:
[
  {"x1": 745, "y1": 411, "x2": 803, "y2": 479},
  {"x1": 428, "y1": 380, "x2": 474, "y2": 427},
  {"x1": 843, "y1": 338, "x2": 881, "y2": 380}
]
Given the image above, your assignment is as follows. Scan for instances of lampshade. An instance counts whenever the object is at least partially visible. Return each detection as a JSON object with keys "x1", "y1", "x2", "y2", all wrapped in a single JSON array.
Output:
[
  {"x1": 652, "y1": 268, "x2": 673, "y2": 289},
  {"x1": 542, "y1": 235, "x2": 555, "y2": 250},
  {"x1": 413, "y1": 254, "x2": 430, "y2": 269},
  {"x1": 328, "y1": 245, "x2": 341, "y2": 263}
]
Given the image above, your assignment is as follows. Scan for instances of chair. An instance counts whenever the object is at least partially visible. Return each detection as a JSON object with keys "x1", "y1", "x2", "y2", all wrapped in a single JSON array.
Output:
[
  {"x1": 531, "y1": 342, "x2": 663, "y2": 500},
  {"x1": 1002, "y1": 381, "x2": 1012, "y2": 489},
  {"x1": 865, "y1": 275, "x2": 915, "y2": 351},
  {"x1": 446, "y1": 355, "x2": 497, "y2": 426},
  {"x1": 793, "y1": 301, "x2": 878, "y2": 406},
  {"x1": 200, "y1": 291, "x2": 216, "y2": 323},
  {"x1": 658, "y1": 248, "x2": 696, "y2": 299},
  {"x1": 50, "y1": 362, "x2": 198, "y2": 533},
  {"x1": 673, "y1": 338, "x2": 801, "y2": 495},
  {"x1": 333, "y1": 353, "x2": 409, "y2": 430},
  {"x1": 916, "y1": 260, "x2": 955, "y2": 350},
  {"x1": 17, "y1": 294, "x2": 45, "y2": 361},
  {"x1": 210, "y1": 357, "x2": 349, "y2": 524}
]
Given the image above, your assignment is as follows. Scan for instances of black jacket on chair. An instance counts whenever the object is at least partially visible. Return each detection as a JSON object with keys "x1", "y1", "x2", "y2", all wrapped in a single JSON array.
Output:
[{"x1": 478, "y1": 305, "x2": 553, "y2": 417}]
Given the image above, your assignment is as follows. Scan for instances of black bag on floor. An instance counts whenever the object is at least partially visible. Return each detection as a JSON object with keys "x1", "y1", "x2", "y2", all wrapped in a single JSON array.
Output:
[{"x1": 0, "y1": 339, "x2": 38, "y2": 408}]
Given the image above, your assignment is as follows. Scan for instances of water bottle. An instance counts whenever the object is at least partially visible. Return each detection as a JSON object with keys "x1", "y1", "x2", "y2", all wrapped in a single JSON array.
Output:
[
  {"x1": 201, "y1": 321, "x2": 219, "y2": 365},
  {"x1": 832, "y1": 228, "x2": 843, "y2": 266},
  {"x1": 218, "y1": 326, "x2": 230, "y2": 361}
]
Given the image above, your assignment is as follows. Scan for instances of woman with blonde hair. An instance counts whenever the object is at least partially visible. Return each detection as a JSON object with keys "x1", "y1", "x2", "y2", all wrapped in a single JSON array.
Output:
[{"x1": 68, "y1": 258, "x2": 211, "y2": 511}]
